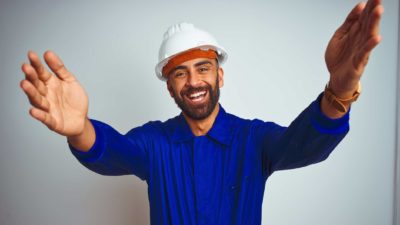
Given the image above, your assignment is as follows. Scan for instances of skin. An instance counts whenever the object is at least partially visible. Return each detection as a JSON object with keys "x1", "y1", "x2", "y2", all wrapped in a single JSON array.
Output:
[
  {"x1": 166, "y1": 58, "x2": 224, "y2": 136},
  {"x1": 19, "y1": 0, "x2": 383, "y2": 151},
  {"x1": 322, "y1": 0, "x2": 383, "y2": 118}
]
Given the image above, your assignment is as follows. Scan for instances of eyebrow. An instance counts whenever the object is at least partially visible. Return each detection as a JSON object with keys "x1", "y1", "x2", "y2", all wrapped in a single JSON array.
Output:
[{"x1": 194, "y1": 60, "x2": 213, "y2": 67}]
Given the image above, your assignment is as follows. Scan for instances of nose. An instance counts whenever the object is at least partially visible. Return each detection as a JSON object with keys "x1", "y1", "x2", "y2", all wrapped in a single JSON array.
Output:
[{"x1": 187, "y1": 71, "x2": 202, "y2": 87}]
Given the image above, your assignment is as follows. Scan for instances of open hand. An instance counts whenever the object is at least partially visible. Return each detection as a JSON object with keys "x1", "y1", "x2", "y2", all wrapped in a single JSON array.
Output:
[
  {"x1": 20, "y1": 51, "x2": 89, "y2": 137},
  {"x1": 325, "y1": 0, "x2": 383, "y2": 98}
]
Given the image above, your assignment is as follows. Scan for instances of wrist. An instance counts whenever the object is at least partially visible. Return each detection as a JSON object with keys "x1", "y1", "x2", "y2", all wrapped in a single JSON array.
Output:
[
  {"x1": 328, "y1": 79, "x2": 360, "y2": 99},
  {"x1": 320, "y1": 81, "x2": 361, "y2": 118},
  {"x1": 321, "y1": 94, "x2": 349, "y2": 119},
  {"x1": 67, "y1": 118, "x2": 95, "y2": 152}
]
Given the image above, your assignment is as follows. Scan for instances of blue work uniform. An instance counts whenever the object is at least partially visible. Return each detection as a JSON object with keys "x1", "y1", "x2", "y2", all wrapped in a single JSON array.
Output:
[{"x1": 70, "y1": 93, "x2": 350, "y2": 225}]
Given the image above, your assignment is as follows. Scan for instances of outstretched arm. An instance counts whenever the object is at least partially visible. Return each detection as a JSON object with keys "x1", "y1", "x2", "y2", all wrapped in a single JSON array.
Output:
[
  {"x1": 322, "y1": 0, "x2": 383, "y2": 118},
  {"x1": 20, "y1": 50, "x2": 95, "y2": 151}
]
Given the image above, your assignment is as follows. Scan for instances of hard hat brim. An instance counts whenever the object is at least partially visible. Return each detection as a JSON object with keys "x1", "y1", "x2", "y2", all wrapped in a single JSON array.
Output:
[{"x1": 155, "y1": 45, "x2": 228, "y2": 81}]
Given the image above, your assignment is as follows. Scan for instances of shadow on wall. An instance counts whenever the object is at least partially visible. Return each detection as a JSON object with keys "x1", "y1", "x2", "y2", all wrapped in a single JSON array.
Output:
[{"x1": 85, "y1": 177, "x2": 150, "y2": 225}]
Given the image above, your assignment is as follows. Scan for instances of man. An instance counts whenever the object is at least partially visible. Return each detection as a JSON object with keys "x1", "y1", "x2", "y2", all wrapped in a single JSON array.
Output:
[{"x1": 20, "y1": 1, "x2": 383, "y2": 224}]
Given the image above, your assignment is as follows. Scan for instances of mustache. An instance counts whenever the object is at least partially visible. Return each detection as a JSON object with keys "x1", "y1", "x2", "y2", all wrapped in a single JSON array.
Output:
[{"x1": 180, "y1": 84, "x2": 211, "y2": 96}]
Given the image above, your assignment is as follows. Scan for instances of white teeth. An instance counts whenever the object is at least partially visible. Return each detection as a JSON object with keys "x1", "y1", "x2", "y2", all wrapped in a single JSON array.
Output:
[{"x1": 189, "y1": 91, "x2": 206, "y2": 98}]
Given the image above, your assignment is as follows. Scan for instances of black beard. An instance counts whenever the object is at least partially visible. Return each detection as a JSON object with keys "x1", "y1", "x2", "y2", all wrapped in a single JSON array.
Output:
[{"x1": 172, "y1": 77, "x2": 220, "y2": 120}]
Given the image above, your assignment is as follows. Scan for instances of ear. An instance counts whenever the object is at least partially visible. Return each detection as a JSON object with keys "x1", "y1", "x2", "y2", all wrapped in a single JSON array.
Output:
[
  {"x1": 217, "y1": 67, "x2": 224, "y2": 88},
  {"x1": 167, "y1": 81, "x2": 174, "y2": 97}
]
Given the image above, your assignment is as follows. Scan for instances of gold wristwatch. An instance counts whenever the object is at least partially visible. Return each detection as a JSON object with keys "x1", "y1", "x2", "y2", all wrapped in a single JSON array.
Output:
[{"x1": 324, "y1": 82, "x2": 362, "y2": 113}]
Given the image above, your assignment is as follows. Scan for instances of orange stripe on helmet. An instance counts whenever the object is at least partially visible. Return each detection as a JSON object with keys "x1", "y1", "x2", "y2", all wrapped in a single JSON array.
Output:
[{"x1": 162, "y1": 48, "x2": 218, "y2": 78}]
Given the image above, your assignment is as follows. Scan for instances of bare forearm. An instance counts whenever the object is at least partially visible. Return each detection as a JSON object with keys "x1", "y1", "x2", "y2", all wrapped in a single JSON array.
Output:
[{"x1": 67, "y1": 118, "x2": 96, "y2": 152}]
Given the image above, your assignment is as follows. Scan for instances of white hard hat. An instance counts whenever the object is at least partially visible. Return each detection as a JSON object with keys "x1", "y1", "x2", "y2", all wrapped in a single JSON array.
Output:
[{"x1": 155, "y1": 22, "x2": 228, "y2": 81}]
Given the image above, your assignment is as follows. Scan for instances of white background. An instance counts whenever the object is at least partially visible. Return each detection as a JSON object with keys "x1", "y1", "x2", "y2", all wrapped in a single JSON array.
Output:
[{"x1": 0, "y1": 0, "x2": 398, "y2": 224}]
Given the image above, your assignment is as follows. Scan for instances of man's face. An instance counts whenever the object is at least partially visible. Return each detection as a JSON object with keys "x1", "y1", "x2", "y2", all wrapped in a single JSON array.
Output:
[{"x1": 166, "y1": 58, "x2": 224, "y2": 120}]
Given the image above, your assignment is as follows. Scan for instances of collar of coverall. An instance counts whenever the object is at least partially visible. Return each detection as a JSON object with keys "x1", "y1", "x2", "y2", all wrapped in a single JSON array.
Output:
[
  {"x1": 162, "y1": 48, "x2": 218, "y2": 78},
  {"x1": 171, "y1": 104, "x2": 233, "y2": 145}
]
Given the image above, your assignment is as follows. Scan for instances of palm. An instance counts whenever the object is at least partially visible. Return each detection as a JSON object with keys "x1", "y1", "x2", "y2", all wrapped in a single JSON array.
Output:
[
  {"x1": 45, "y1": 75, "x2": 88, "y2": 136},
  {"x1": 21, "y1": 51, "x2": 89, "y2": 136}
]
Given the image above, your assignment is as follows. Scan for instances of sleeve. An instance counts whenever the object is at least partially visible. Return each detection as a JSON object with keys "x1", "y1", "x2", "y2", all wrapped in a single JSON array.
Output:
[
  {"x1": 260, "y1": 92, "x2": 350, "y2": 175},
  {"x1": 69, "y1": 119, "x2": 150, "y2": 181}
]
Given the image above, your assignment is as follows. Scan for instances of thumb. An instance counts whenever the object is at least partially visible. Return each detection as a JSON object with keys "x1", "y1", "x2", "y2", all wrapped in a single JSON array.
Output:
[{"x1": 43, "y1": 50, "x2": 75, "y2": 81}]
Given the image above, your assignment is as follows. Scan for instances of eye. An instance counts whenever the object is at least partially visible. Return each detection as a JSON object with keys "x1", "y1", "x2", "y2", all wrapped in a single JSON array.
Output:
[
  {"x1": 198, "y1": 67, "x2": 209, "y2": 73},
  {"x1": 174, "y1": 71, "x2": 186, "y2": 78}
]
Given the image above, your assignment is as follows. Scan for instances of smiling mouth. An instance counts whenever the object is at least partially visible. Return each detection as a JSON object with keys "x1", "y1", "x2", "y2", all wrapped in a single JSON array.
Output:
[{"x1": 185, "y1": 90, "x2": 208, "y2": 103}]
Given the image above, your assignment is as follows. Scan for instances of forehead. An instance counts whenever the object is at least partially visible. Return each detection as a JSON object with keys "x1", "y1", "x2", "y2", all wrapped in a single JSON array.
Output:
[{"x1": 174, "y1": 57, "x2": 216, "y2": 68}]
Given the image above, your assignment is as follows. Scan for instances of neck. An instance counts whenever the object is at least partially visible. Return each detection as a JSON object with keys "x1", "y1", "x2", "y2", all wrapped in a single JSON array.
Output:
[{"x1": 183, "y1": 104, "x2": 220, "y2": 136}]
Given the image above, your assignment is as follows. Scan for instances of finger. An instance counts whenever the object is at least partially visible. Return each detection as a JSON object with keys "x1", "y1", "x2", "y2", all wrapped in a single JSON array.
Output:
[
  {"x1": 27, "y1": 50, "x2": 52, "y2": 83},
  {"x1": 353, "y1": 35, "x2": 381, "y2": 69},
  {"x1": 21, "y1": 63, "x2": 48, "y2": 96},
  {"x1": 20, "y1": 79, "x2": 50, "y2": 111},
  {"x1": 29, "y1": 107, "x2": 57, "y2": 131},
  {"x1": 21, "y1": 63, "x2": 39, "y2": 87},
  {"x1": 359, "y1": 0, "x2": 381, "y2": 30},
  {"x1": 365, "y1": 4, "x2": 384, "y2": 37},
  {"x1": 335, "y1": 2, "x2": 366, "y2": 36},
  {"x1": 43, "y1": 51, "x2": 76, "y2": 82}
]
